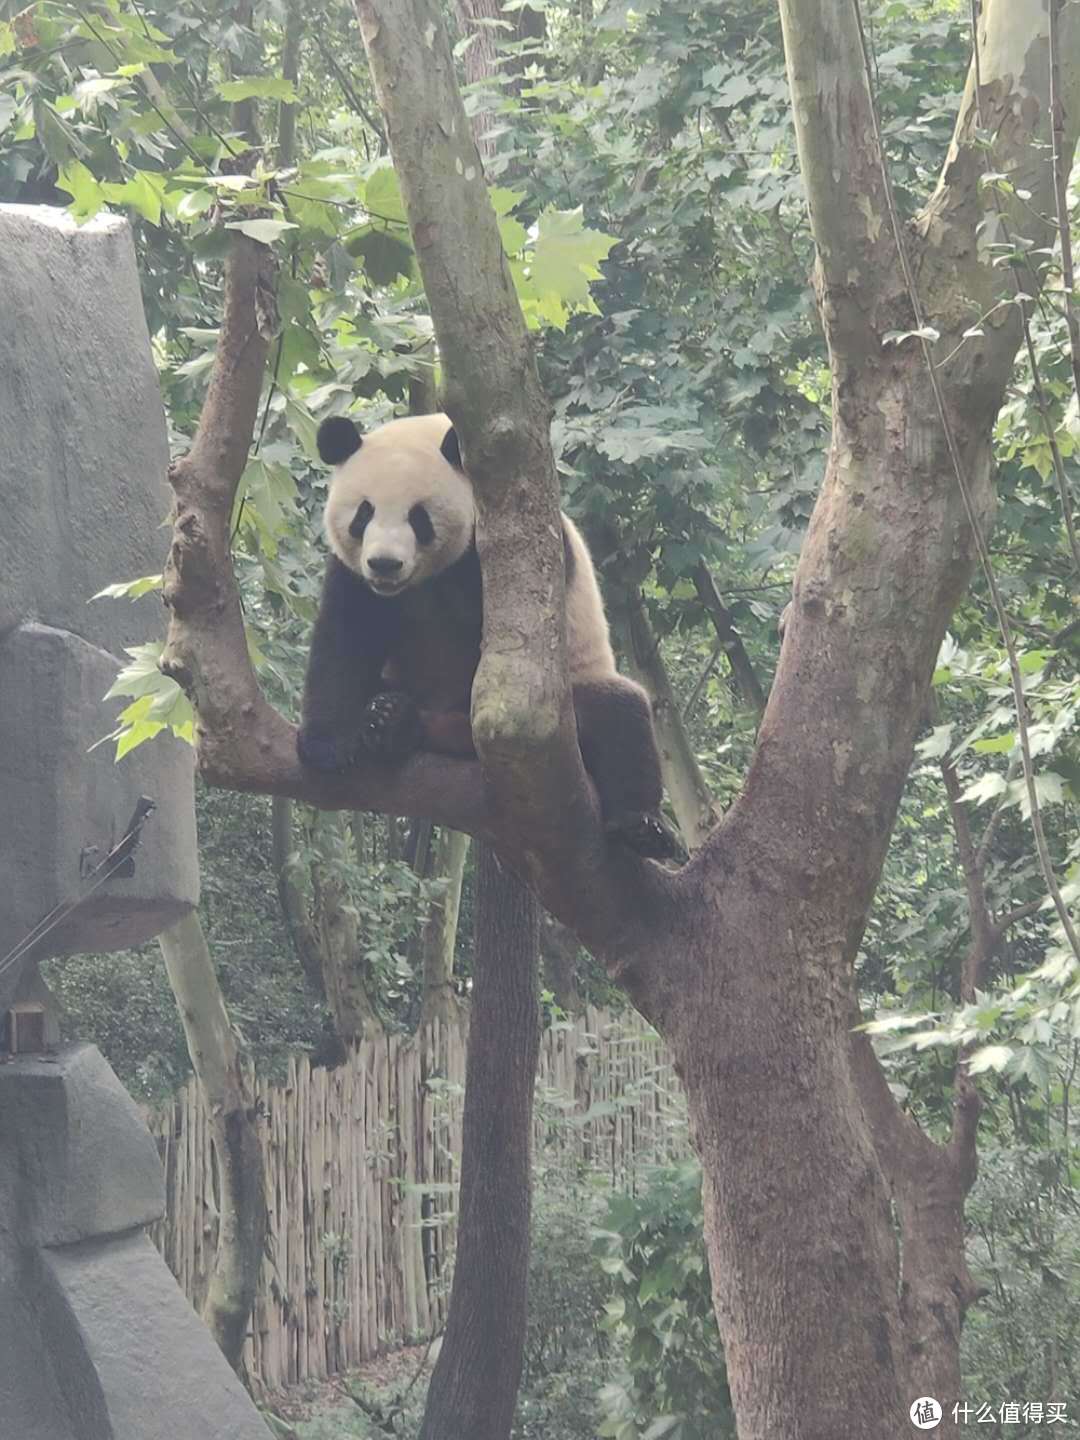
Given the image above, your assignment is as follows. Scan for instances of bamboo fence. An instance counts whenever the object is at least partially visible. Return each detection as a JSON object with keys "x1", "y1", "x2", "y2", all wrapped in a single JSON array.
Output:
[{"x1": 144, "y1": 1006, "x2": 687, "y2": 1391}]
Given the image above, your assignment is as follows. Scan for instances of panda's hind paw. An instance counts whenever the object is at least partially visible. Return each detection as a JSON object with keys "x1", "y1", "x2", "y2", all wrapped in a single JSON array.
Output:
[
  {"x1": 361, "y1": 692, "x2": 423, "y2": 760},
  {"x1": 605, "y1": 811, "x2": 687, "y2": 863}
]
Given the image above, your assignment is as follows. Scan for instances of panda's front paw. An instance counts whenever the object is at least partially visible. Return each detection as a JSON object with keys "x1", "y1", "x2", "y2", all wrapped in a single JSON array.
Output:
[
  {"x1": 360, "y1": 692, "x2": 424, "y2": 760},
  {"x1": 297, "y1": 728, "x2": 358, "y2": 773},
  {"x1": 605, "y1": 811, "x2": 687, "y2": 863}
]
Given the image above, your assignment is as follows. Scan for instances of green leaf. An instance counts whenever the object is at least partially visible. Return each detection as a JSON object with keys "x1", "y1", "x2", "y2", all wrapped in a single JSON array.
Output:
[
  {"x1": 364, "y1": 161, "x2": 408, "y2": 225},
  {"x1": 346, "y1": 226, "x2": 415, "y2": 285},
  {"x1": 175, "y1": 189, "x2": 213, "y2": 221},
  {"x1": 103, "y1": 642, "x2": 171, "y2": 702},
  {"x1": 285, "y1": 395, "x2": 320, "y2": 461},
  {"x1": 225, "y1": 218, "x2": 298, "y2": 245},
  {"x1": 960, "y1": 772, "x2": 1008, "y2": 807},
  {"x1": 917, "y1": 724, "x2": 954, "y2": 759},
  {"x1": 217, "y1": 77, "x2": 298, "y2": 102},
  {"x1": 101, "y1": 171, "x2": 165, "y2": 226},
  {"x1": 91, "y1": 574, "x2": 163, "y2": 601},
  {"x1": 966, "y1": 1044, "x2": 1014, "y2": 1075},
  {"x1": 972, "y1": 732, "x2": 1016, "y2": 754},
  {"x1": 489, "y1": 186, "x2": 526, "y2": 216},
  {"x1": 642, "y1": 1418, "x2": 683, "y2": 1440},
  {"x1": 56, "y1": 160, "x2": 104, "y2": 223},
  {"x1": 530, "y1": 206, "x2": 617, "y2": 304},
  {"x1": 498, "y1": 213, "x2": 528, "y2": 255}
]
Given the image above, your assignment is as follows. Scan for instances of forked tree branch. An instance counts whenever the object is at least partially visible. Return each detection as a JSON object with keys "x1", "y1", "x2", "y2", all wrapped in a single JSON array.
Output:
[{"x1": 159, "y1": 237, "x2": 676, "y2": 1008}]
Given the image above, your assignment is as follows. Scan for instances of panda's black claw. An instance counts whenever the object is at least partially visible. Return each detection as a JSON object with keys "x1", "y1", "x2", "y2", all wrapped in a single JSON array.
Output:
[
  {"x1": 360, "y1": 691, "x2": 424, "y2": 760},
  {"x1": 297, "y1": 728, "x2": 357, "y2": 773},
  {"x1": 605, "y1": 811, "x2": 687, "y2": 863}
]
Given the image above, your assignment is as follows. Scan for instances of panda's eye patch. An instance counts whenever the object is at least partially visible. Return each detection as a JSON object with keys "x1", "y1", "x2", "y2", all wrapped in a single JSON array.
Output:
[
  {"x1": 409, "y1": 504, "x2": 435, "y2": 546},
  {"x1": 349, "y1": 500, "x2": 374, "y2": 539}
]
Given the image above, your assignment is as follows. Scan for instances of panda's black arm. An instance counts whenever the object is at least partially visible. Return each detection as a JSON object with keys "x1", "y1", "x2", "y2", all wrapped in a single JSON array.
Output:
[{"x1": 297, "y1": 557, "x2": 400, "y2": 771}]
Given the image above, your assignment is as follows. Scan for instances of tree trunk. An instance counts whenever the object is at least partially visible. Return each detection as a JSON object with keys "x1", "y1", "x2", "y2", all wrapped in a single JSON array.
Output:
[
  {"x1": 418, "y1": 844, "x2": 541, "y2": 1440},
  {"x1": 310, "y1": 814, "x2": 385, "y2": 1047},
  {"x1": 419, "y1": 827, "x2": 469, "y2": 1027},
  {"x1": 158, "y1": 911, "x2": 266, "y2": 1374}
]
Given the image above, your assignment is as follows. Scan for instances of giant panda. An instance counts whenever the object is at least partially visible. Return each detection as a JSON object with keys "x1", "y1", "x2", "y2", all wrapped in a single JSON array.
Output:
[{"x1": 297, "y1": 411, "x2": 682, "y2": 860}]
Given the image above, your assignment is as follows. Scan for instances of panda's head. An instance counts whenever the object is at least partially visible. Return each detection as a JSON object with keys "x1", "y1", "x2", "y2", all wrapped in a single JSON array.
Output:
[{"x1": 318, "y1": 413, "x2": 474, "y2": 598}]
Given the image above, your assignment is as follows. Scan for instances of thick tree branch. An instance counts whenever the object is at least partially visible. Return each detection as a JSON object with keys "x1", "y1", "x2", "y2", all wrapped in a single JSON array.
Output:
[
  {"x1": 776, "y1": 0, "x2": 903, "y2": 362},
  {"x1": 918, "y1": 0, "x2": 1080, "y2": 412},
  {"x1": 159, "y1": 237, "x2": 675, "y2": 1009}
]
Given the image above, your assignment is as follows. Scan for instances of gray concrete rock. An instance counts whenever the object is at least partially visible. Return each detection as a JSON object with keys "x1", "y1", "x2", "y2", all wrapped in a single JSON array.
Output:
[
  {"x1": 0, "y1": 205, "x2": 173, "y2": 653},
  {"x1": 0, "y1": 202, "x2": 198, "y2": 1011},
  {"x1": 0, "y1": 623, "x2": 196, "y2": 1010},
  {"x1": 0, "y1": 1044, "x2": 163, "y2": 1246},
  {"x1": 0, "y1": 1046, "x2": 270, "y2": 1439}
]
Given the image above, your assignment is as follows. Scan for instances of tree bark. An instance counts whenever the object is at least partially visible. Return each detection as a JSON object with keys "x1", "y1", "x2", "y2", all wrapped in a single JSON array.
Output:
[
  {"x1": 158, "y1": 911, "x2": 267, "y2": 1374},
  {"x1": 419, "y1": 845, "x2": 541, "y2": 1440},
  {"x1": 419, "y1": 827, "x2": 469, "y2": 1027}
]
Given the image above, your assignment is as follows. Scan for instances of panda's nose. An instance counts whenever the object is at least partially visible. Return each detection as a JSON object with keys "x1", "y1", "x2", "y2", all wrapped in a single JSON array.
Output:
[{"x1": 368, "y1": 555, "x2": 404, "y2": 577}]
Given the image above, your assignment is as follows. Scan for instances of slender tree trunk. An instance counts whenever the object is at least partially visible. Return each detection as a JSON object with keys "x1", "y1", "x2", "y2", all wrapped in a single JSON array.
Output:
[
  {"x1": 418, "y1": 844, "x2": 541, "y2": 1440},
  {"x1": 270, "y1": 795, "x2": 325, "y2": 996},
  {"x1": 158, "y1": 911, "x2": 266, "y2": 1374},
  {"x1": 311, "y1": 814, "x2": 385, "y2": 1046},
  {"x1": 539, "y1": 914, "x2": 581, "y2": 1014},
  {"x1": 419, "y1": 827, "x2": 469, "y2": 1027},
  {"x1": 614, "y1": 590, "x2": 718, "y2": 849},
  {"x1": 276, "y1": 0, "x2": 302, "y2": 168}
]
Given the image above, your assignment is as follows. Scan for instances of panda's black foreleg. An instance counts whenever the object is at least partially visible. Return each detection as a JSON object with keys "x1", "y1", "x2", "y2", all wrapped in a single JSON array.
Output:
[
  {"x1": 298, "y1": 557, "x2": 403, "y2": 771},
  {"x1": 572, "y1": 678, "x2": 685, "y2": 861}
]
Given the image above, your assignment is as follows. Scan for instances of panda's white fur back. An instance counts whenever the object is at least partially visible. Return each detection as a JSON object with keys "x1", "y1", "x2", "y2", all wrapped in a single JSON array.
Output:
[{"x1": 322, "y1": 412, "x2": 617, "y2": 683}]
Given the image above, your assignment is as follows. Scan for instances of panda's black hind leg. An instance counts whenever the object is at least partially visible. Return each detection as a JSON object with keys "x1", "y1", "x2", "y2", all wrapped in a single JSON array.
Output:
[
  {"x1": 360, "y1": 691, "x2": 424, "y2": 760},
  {"x1": 572, "y1": 678, "x2": 686, "y2": 862}
]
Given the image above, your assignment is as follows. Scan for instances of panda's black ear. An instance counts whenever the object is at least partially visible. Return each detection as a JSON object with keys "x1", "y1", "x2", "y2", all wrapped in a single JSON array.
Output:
[
  {"x1": 440, "y1": 425, "x2": 463, "y2": 470},
  {"x1": 317, "y1": 416, "x2": 363, "y2": 465}
]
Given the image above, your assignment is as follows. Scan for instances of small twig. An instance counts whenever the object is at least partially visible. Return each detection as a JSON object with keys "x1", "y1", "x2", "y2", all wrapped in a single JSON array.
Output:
[
  {"x1": 975, "y1": 754, "x2": 1022, "y2": 871},
  {"x1": 682, "y1": 638, "x2": 724, "y2": 724},
  {"x1": 692, "y1": 563, "x2": 766, "y2": 717},
  {"x1": 993, "y1": 897, "x2": 1044, "y2": 935},
  {"x1": 852, "y1": 0, "x2": 1080, "y2": 964},
  {"x1": 313, "y1": 30, "x2": 387, "y2": 143}
]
